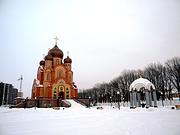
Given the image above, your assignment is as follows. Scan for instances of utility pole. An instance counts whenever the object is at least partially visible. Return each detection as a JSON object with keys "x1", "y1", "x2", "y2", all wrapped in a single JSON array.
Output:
[
  {"x1": 18, "y1": 75, "x2": 23, "y2": 92},
  {"x1": 17, "y1": 75, "x2": 23, "y2": 97}
]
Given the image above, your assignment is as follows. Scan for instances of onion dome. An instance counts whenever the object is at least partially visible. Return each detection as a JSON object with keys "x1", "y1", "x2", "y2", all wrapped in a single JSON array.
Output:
[
  {"x1": 39, "y1": 60, "x2": 45, "y2": 65},
  {"x1": 64, "y1": 56, "x2": 72, "y2": 63},
  {"x1": 49, "y1": 45, "x2": 63, "y2": 59},
  {"x1": 45, "y1": 53, "x2": 53, "y2": 61}
]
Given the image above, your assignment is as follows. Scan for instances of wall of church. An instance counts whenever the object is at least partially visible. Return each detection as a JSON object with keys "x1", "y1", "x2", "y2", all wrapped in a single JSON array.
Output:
[
  {"x1": 55, "y1": 66, "x2": 66, "y2": 80},
  {"x1": 45, "y1": 60, "x2": 52, "y2": 69},
  {"x1": 67, "y1": 71, "x2": 73, "y2": 83},
  {"x1": 53, "y1": 57, "x2": 62, "y2": 67}
]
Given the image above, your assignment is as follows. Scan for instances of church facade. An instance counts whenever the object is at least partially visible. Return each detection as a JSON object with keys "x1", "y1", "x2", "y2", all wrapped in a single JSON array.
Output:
[{"x1": 31, "y1": 38, "x2": 78, "y2": 100}]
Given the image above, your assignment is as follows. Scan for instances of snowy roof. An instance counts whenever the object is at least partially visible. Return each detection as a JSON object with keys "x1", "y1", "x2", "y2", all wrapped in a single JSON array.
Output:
[{"x1": 129, "y1": 78, "x2": 155, "y2": 91}]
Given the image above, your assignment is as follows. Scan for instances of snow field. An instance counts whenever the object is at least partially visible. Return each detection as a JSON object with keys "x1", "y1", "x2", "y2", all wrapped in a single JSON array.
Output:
[{"x1": 0, "y1": 105, "x2": 180, "y2": 135}]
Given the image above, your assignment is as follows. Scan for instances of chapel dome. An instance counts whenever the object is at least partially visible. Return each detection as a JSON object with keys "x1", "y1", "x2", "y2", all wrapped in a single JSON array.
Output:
[
  {"x1": 64, "y1": 56, "x2": 72, "y2": 63},
  {"x1": 129, "y1": 78, "x2": 155, "y2": 91},
  {"x1": 49, "y1": 45, "x2": 63, "y2": 59},
  {"x1": 39, "y1": 60, "x2": 45, "y2": 65},
  {"x1": 45, "y1": 53, "x2": 53, "y2": 61}
]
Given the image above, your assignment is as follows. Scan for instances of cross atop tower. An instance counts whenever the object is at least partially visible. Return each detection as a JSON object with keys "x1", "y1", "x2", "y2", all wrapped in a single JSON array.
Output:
[{"x1": 54, "y1": 36, "x2": 59, "y2": 45}]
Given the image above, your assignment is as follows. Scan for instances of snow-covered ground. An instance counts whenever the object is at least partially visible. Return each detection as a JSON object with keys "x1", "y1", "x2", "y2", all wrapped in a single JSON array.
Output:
[
  {"x1": 66, "y1": 100, "x2": 86, "y2": 109},
  {"x1": 0, "y1": 100, "x2": 180, "y2": 135}
]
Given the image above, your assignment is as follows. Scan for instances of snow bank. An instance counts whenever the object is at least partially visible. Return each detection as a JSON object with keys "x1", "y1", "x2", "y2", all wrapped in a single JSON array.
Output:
[{"x1": 66, "y1": 100, "x2": 86, "y2": 109}]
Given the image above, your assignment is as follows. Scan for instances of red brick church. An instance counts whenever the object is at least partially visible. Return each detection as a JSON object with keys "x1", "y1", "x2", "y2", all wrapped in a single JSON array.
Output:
[{"x1": 31, "y1": 37, "x2": 78, "y2": 100}]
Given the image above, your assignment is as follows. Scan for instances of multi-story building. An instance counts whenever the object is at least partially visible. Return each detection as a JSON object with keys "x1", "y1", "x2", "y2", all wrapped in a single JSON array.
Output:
[{"x1": 0, "y1": 82, "x2": 18, "y2": 106}]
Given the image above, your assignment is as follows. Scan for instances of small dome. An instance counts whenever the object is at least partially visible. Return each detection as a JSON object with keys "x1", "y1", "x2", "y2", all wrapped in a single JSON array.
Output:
[
  {"x1": 45, "y1": 53, "x2": 53, "y2": 61},
  {"x1": 129, "y1": 78, "x2": 155, "y2": 91},
  {"x1": 49, "y1": 45, "x2": 63, "y2": 58},
  {"x1": 39, "y1": 60, "x2": 45, "y2": 65},
  {"x1": 64, "y1": 56, "x2": 72, "y2": 63}
]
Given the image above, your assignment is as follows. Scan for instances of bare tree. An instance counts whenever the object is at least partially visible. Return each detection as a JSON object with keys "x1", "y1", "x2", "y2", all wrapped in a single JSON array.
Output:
[
  {"x1": 79, "y1": 57, "x2": 180, "y2": 103},
  {"x1": 165, "y1": 57, "x2": 180, "y2": 98},
  {"x1": 143, "y1": 63, "x2": 168, "y2": 100}
]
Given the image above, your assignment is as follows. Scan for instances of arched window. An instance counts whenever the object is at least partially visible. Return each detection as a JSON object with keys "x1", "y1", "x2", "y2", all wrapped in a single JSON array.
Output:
[
  {"x1": 47, "y1": 73, "x2": 51, "y2": 81},
  {"x1": 56, "y1": 59, "x2": 59, "y2": 65},
  {"x1": 66, "y1": 87, "x2": 70, "y2": 99},
  {"x1": 68, "y1": 73, "x2": 72, "y2": 82},
  {"x1": 57, "y1": 70, "x2": 62, "y2": 79}
]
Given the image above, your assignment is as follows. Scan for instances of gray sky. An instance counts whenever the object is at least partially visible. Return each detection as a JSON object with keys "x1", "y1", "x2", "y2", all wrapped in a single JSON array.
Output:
[{"x1": 0, "y1": 0, "x2": 180, "y2": 97}]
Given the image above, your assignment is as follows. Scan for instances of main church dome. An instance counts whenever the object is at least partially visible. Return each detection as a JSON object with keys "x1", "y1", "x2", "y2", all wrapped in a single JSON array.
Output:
[{"x1": 49, "y1": 45, "x2": 64, "y2": 59}]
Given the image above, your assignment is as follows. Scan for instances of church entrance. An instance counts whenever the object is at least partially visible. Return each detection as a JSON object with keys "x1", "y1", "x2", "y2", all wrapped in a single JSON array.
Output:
[{"x1": 58, "y1": 91, "x2": 64, "y2": 99}]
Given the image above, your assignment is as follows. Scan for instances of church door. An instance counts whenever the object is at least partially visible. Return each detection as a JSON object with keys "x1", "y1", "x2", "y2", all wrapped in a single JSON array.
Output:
[
  {"x1": 58, "y1": 91, "x2": 64, "y2": 99},
  {"x1": 58, "y1": 85, "x2": 65, "y2": 99}
]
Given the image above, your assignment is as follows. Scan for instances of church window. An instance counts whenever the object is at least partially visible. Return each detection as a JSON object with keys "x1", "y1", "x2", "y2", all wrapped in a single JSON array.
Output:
[
  {"x1": 66, "y1": 88, "x2": 70, "y2": 99},
  {"x1": 53, "y1": 88, "x2": 57, "y2": 98},
  {"x1": 57, "y1": 70, "x2": 64, "y2": 79},
  {"x1": 53, "y1": 92, "x2": 56, "y2": 98},
  {"x1": 68, "y1": 73, "x2": 72, "y2": 82},
  {"x1": 56, "y1": 59, "x2": 59, "y2": 65},
  {"x1": 47, "y1": 73, "x2": 51, "y2": 81}
]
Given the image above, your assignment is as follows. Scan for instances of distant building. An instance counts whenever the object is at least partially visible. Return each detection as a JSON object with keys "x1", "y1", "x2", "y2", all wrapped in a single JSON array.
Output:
[
  {"x1": 31, "y1": 38, "x2": 78, "y2": 100},
  {"x1": 17, "y1": 91, "x2": 23, "y2": 98},
  {"x1": 0, "y1": 82, "x2": 18, "y2": 106}
]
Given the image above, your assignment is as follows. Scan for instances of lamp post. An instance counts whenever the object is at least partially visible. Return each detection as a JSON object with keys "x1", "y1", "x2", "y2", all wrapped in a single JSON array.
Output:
[
  {"x1": 117, "y1": 91, "x2": 120, "y2": 110},
  {"x1": 178, "y1": 65, "x2": 180, "y2": 101},
  {"x1": 35, "y1": 97, "x2": 37, "y2": 110},
  {"x1": 161, "y1": 92, "x2": 164, "y2": 107},
  {"x1": 179, "y1": 82, "x2": 180, "y2": 101},
  {"x1": 89, "y1": 96, "x2": 91, "y2": 108},
  {"x1": 110, "y1": 96, "x2": 112, "y2": 107},
  {"x1": 102, "y1": 94, "x2": 103, "y2": 103}
]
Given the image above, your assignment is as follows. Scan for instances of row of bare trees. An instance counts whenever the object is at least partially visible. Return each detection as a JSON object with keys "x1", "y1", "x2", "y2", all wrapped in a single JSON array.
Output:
[{"x1": 78, "y1": 57, "x2": 180, "y2": 103}]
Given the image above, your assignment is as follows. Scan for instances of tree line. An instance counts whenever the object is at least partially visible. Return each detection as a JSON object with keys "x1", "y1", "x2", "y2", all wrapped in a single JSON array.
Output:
[{"x1": 78, "y1": 57, "x2": 180, "y2": 103}]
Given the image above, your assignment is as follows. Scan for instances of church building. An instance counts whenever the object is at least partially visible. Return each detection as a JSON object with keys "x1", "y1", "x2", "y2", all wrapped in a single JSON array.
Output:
[{"x1": 31, "y1": 37, "x2": 78, "y2": 100}]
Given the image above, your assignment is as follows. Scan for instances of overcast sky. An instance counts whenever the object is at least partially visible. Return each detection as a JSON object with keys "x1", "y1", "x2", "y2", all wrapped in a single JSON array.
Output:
[{"x1": 0, "y1": 0, "x2": 180, "y2": 97}]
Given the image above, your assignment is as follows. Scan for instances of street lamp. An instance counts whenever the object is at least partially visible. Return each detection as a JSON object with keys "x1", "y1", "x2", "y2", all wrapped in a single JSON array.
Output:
[
  {"x1": 179, "y1": 82, "x2": 180, "y2": 101},
  {"x1": 89, "y1": 96, "x2": 91, "y2": 108},
  {"x1": 102, "y1": 94, "x2": 103, "y2": 103},
  {"x1": 110, "y1": 96, "x2": 112, "y2": 107},
  {"x1": 161, "y1": 92, "x2": 164, "y2": 107},
  {"x1": 117, "y1": 91, "x2": 120, "y2": 110},
  {"x1": 179, "y1": 69, "x2": 180, "y2": 101},
  {"x1": 35, "y1": 97, "x2": 37, "y2": 110}
]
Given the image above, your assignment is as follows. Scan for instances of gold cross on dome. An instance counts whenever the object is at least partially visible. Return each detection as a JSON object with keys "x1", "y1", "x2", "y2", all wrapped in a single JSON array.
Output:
[{"x1": 54, "y1": 36, "x2": 59, "y2": 45}]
